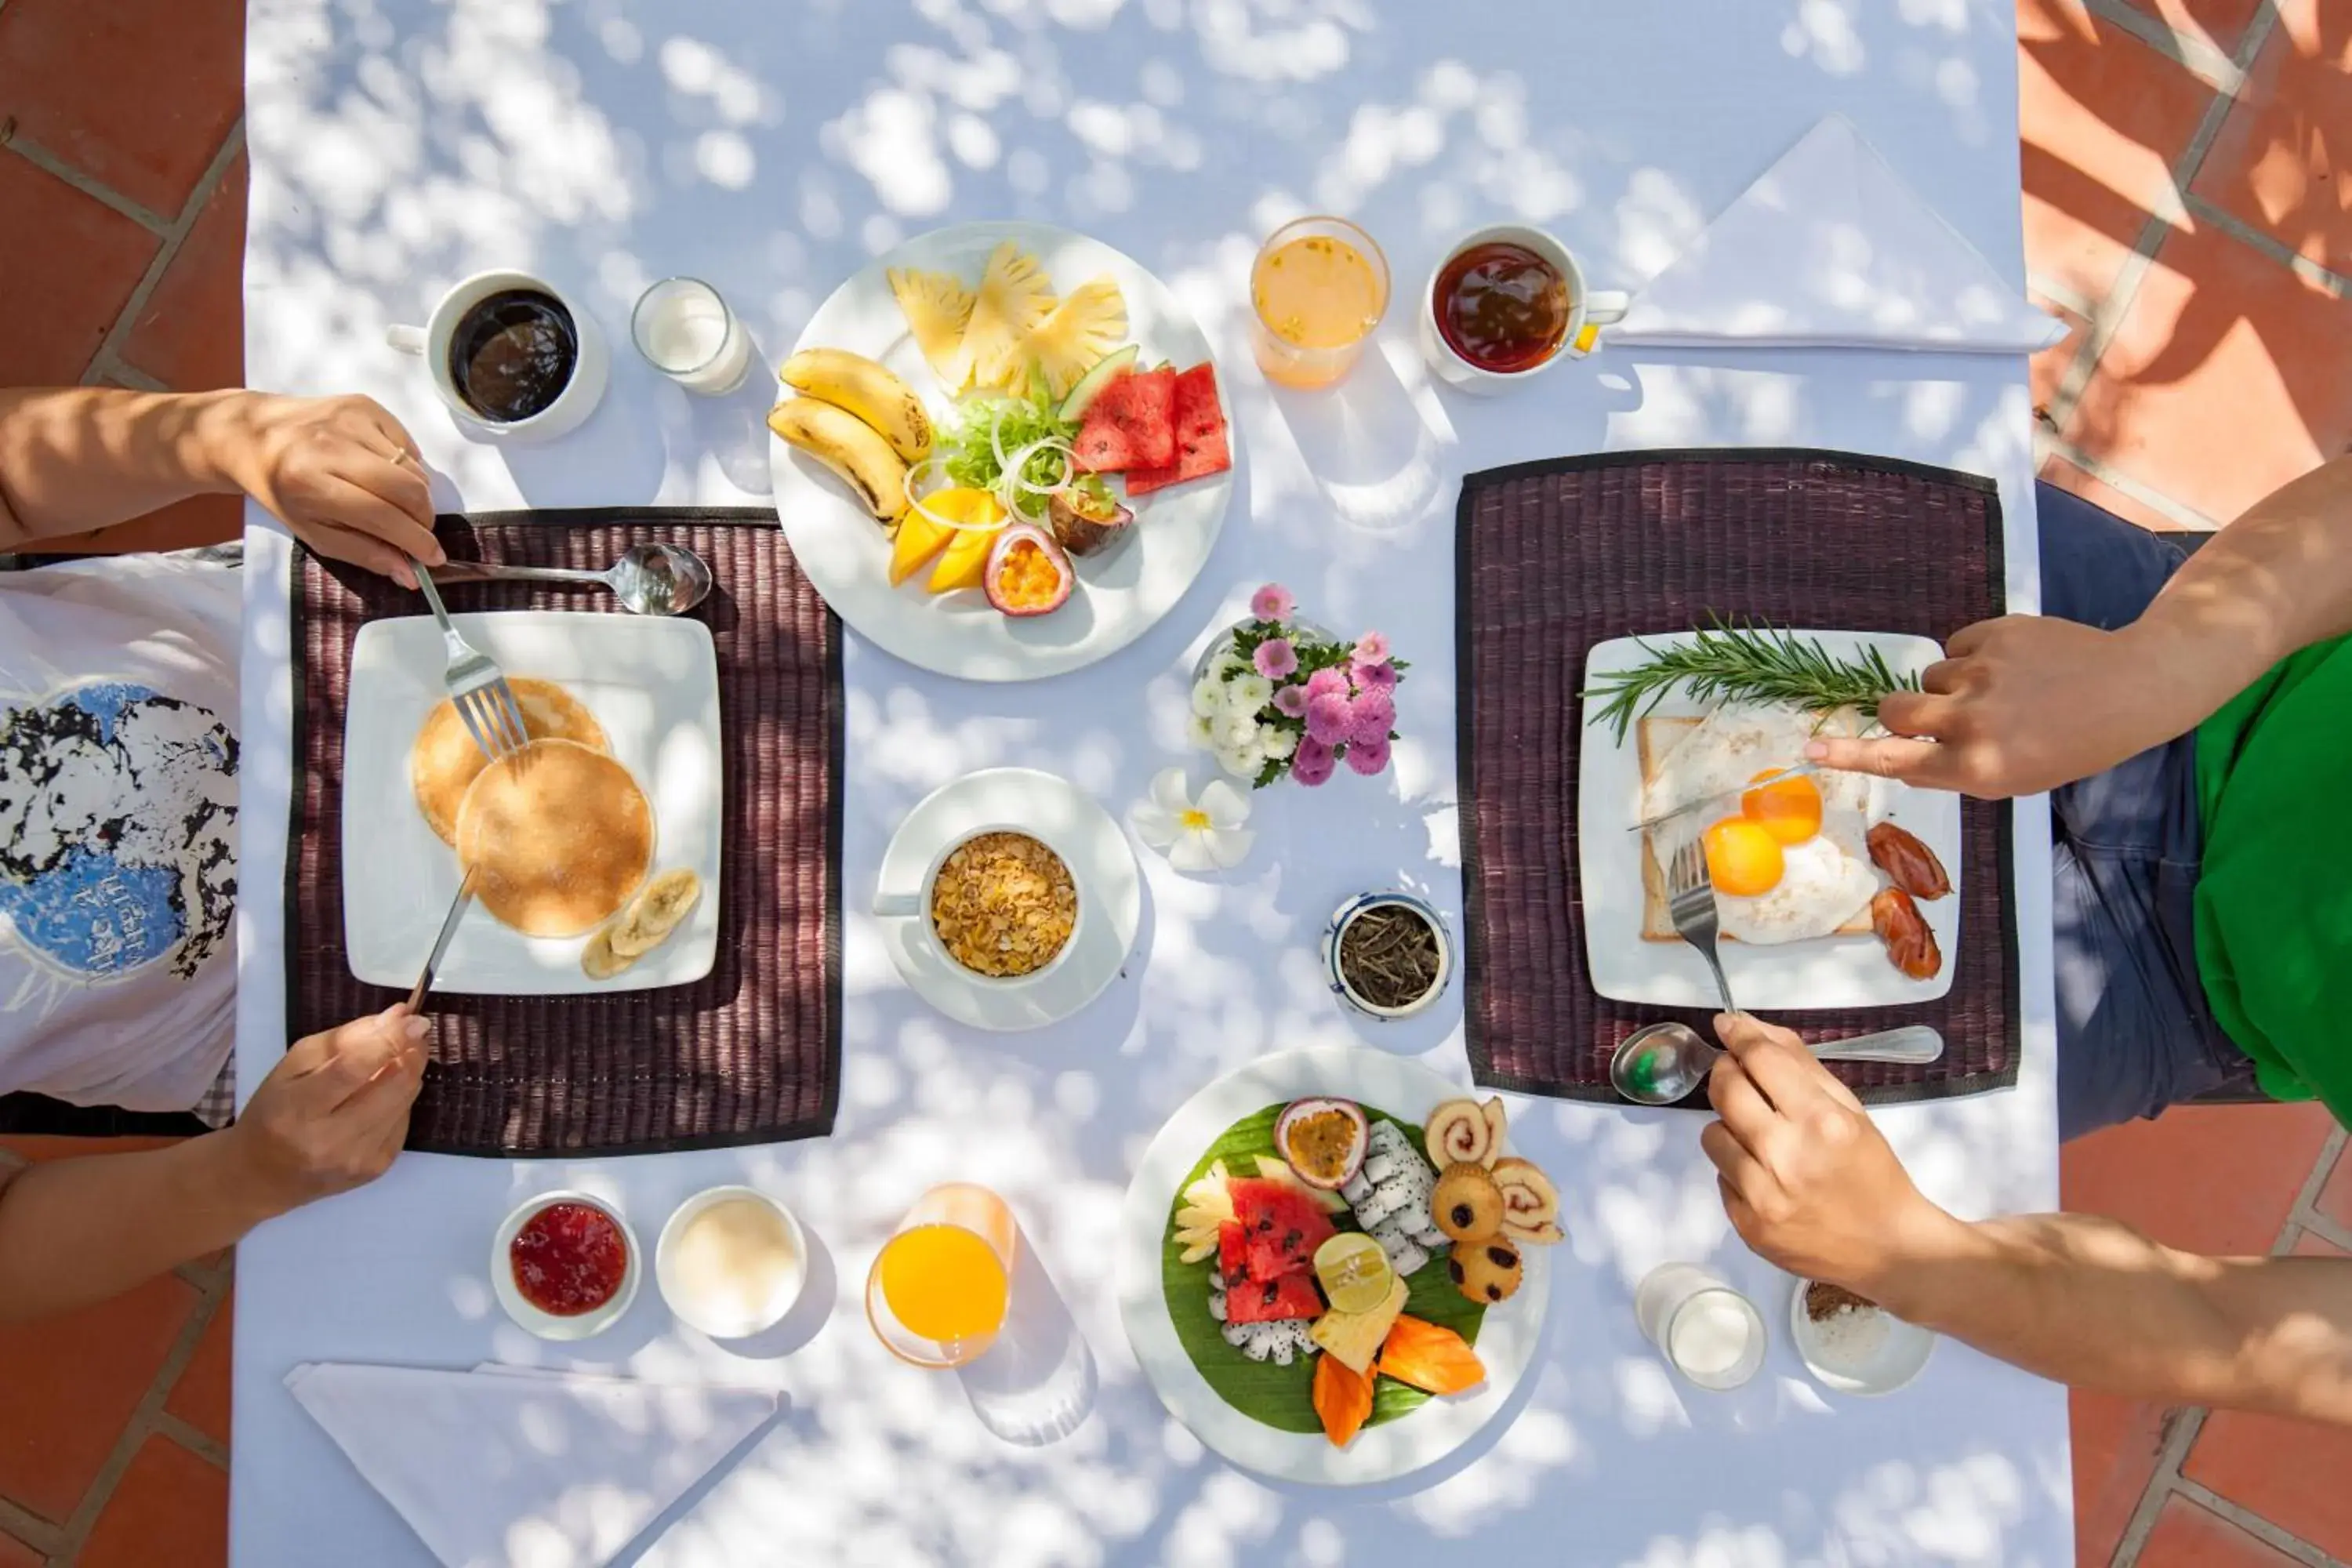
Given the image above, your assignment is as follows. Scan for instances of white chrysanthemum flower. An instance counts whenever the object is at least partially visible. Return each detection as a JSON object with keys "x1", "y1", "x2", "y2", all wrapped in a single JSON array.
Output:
[
  {"x1": 1192, "y1": 677, "x2": 1227, "y2": 717},
  {"x1": 1227, "y1": 673, "x2": 1274, "y2": 713},
  {"x1": 1185, "y1": 711, "x2": 1218, "y2": 751},
  {"x1": 1261, "y1": 728, "x2": 1298, "y2": 761}
]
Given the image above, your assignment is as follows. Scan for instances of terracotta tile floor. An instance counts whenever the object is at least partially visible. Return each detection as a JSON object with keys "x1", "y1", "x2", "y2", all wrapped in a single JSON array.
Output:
[{"x1": 2, "y1": 0, "x2": 2348, "y2": 1562}]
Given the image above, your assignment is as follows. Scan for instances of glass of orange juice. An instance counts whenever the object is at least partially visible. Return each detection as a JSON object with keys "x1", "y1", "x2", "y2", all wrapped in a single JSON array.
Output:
[
  {"x1": 866, "y1": 1183, "x2": 1016, "y2": 1368},
  {"x1": 1250, "y1": 216, "x2": 1390, "y2": 390}
]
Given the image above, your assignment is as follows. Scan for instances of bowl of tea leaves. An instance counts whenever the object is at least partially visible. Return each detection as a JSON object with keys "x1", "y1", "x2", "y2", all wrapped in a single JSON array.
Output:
[{"x1": 1323, "y1": 891, "x2": 1452, "y2": 1018}]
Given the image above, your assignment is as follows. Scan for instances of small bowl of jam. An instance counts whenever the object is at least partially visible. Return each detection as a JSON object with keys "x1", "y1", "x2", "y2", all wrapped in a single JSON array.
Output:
[
  {"x1": 1419, "y1": 223, "x2": 1629, "y2": 393},
  {"x1": 493, "y1": 1190, "x2": 640, "y2": 1341}
]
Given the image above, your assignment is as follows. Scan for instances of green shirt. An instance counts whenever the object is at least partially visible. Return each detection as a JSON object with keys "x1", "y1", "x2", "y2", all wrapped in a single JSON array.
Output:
[{"x1": 2194, "y1": 635, "x2": 2352, "y2": 1123}]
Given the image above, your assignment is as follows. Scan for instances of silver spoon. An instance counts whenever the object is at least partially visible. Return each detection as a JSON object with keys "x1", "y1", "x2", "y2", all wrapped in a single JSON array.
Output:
[
  {"x1": 426, "y1": 543, "x2": 713, "y2": 615},
  {"x1": 1609, "y1": 1021, "x2": 1944, "y2": 1106}
]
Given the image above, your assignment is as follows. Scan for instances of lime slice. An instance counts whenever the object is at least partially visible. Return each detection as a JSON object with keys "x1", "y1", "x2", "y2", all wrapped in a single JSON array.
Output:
[{"x1": 1313, "y1": 1232, "x2": 1395, "y2": 1315}]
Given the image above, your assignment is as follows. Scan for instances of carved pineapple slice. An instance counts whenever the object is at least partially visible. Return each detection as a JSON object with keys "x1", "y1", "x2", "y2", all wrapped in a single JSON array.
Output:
[
  {"x1": 887, "y1": 266, "x2": 975, "y2": 388},
  {"x1": 960, "y1": 241, "x2": 1058, "y2": 393},
  {"x1": 1018, "y1": 274, "x2": 1127, "y2": 400}
]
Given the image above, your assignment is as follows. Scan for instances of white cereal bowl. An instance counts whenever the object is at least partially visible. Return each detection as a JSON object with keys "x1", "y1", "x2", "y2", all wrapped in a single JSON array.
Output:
[
  {"x1": 492, "y1": 1189, "x2": 641, "y2": 1341},
  {"x1": 1789, "y1": 1279, "x2": 1936, "y2": 1396},
  {"x1": 655, "y1": 1185, "x2": 808, "y2": 1341}
]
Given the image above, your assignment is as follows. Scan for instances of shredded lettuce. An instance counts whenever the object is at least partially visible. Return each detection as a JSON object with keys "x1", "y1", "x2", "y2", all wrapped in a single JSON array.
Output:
[{"x1": 941, "y1": 392, "x2": 1076, "y2": 518}]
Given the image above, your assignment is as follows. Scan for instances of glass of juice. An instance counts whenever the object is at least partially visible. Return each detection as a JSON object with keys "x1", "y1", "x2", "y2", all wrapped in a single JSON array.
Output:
[
  {"x1": 1250, "y1": 216, "x2": 1390, "y2": 390},
  {"x1": 866, "y1": 1183, "x2": 1017, "y2": 1368}
]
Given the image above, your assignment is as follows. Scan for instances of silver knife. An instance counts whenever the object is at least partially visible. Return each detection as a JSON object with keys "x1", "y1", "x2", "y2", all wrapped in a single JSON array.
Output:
[
  {"x1": 1630, "y1": 760, "x2": 1822, "y2": 834},
  {"x1": 407, "y1": 867, "x2": 478, "y2": 1011}
]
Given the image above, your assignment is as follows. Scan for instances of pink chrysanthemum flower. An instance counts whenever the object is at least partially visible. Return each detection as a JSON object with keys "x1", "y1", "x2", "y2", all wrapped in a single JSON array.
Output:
[
  {"x1": 1305, "y1": 691, "x2": 1355, "y2": 746},
  {"x1": 1305, "y1": 667, "x2": 1349, "y2": 701},
  {"x1": 1250, "y1": 584, "x2": 1296, "y2": 622},
  {"x1": 1345, "y1": 735, "x2": 1391, "y2": 775},
  {"x1": 1351, "y1": 658, "x2": 1397, "y2": 693},
  {"x1": 1348, "y1": 690, "x2": 1396, "y2": 746},
  {"x1": 1352, "y1": 630, "x2": 1390, "y2": 665},
  {"x1": 1273, "y1": 686, "x2": 1309, "y2": 719},
  {"x1": 1292, "y1": 736, "x2": 1337, "y2": 786},
  {"x1": 1253, "y1": 638, "x2": 1298, "y2": 680}
]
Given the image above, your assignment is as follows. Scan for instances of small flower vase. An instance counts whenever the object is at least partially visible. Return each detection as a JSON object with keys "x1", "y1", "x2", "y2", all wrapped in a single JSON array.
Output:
[{"x1": 1192, "y1": 618, "x2": 1331, "y2": 787}]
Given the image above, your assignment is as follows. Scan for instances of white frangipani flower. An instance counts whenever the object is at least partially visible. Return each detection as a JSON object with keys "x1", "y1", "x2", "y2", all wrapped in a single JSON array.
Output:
[{"x1": 1131, "y1": 768, "x2": 1254, "y2": 871}]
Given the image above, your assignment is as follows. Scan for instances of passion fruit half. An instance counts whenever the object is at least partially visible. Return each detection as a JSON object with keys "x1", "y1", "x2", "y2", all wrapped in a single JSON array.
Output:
[
  {"x1": 982, "y1": 522, "x2": 1074, "y2": 618},
  {"x1": 1047, "y1": 486, "x2": 1134, "y2": 558},
  {"x1": 1275, "y1": 1097, "x2": 1369, "y2": 1191}
]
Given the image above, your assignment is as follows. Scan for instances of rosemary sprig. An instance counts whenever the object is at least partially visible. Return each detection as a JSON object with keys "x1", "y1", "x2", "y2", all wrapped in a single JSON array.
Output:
[{"x1": 1581, "y1": 618, "x2": 1920, "y2": 745}]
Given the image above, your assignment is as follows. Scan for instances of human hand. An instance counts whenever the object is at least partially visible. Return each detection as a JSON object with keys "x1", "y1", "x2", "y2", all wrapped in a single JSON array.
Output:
[
  {"x1": 1801, "y1": 615, "x2": 2212, "y2": 799},
  {"x1": 219, "y1": 393, "x2": 443, "y2": 587},
  {"x1": 224, "y1": 1004, "x2": 430, "y2": 1212},
  {"x1": 1700, "y1": 1013, "x2": 1962, "y2": 1295}
]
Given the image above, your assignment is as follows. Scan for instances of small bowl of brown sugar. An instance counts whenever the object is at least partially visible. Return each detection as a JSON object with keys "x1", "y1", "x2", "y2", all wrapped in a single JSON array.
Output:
[{"x1": 905, "y1": 828, "x2": 1082, "y2": 983}]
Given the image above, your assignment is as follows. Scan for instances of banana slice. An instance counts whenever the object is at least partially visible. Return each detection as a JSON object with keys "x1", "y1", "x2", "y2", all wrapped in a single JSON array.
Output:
[
  {"x1": 581, "y1": 925, "x2": 637, "y2": 981},
  {"x1": 606, "y1": 867, "x2": 703, "y2": 958}
]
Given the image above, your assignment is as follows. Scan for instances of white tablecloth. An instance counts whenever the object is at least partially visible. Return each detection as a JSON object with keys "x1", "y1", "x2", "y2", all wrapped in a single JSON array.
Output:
[{"x1": 234, "y1": 1, "x2": 2066, "y2": 1563}]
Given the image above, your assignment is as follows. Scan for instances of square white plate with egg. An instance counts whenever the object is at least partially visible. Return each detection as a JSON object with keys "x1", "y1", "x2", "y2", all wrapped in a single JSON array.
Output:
[
  {"x1": 341, "y1": 611, "x2": 721, "y2": 994},
  {"x1": 1577, "y1": 630, "x2": 1959, "y2": 1010}
]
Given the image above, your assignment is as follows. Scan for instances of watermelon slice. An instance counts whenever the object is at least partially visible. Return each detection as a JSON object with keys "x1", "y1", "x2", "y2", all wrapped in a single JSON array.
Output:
[
  {"x1": 1231, "y1": 1176, "x2": 1338, "y2": 1282},
  {"x1": 1073, "y1": 366, "x2": 1175, "y2": 473},
  {"x1": 1216, "y1": 1221, "x2": 1253, "y2": 1289},
  {"x1": 1123, "y1": 363, "x2": 1230, "y2": 496},
  {"x1": 1223, "y1": 1269, "x2": 1326, "y2": 1324}
]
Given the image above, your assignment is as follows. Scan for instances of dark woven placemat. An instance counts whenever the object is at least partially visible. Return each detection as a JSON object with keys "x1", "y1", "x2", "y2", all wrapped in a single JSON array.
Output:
[
  {"x1": 1457, "y1": 449, "x2": 2018, "y2": 1106},
  {"x1": 285, "y1": 508, "x2": 842, "y2": 1156}
]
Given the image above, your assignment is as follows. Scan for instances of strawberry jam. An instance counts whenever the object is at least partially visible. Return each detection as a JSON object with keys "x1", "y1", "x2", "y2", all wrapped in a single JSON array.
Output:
[{"x1": 510, "y1": 1201, "x2": 629, "y2": 1316}]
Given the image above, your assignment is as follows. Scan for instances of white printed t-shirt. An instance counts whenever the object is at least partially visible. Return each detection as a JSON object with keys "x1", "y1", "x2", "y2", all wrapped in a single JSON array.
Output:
[{"x1": 0, "y1": 554, "x2": 241, "y2": 1112}]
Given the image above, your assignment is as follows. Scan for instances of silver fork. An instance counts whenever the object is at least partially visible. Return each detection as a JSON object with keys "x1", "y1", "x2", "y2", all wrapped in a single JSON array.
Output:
[
  {"x1": 412, "y1": 563, "x2": 527, "y2": 762},
  {"x1": 1666, "y1": 834, "x2": 1739, "y2": 1015}
]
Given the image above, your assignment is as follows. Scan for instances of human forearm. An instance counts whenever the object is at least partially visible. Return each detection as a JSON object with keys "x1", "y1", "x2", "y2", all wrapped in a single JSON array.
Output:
[
  {"x1": 0, "y1": 1132, "x2": 286, "y2": 1322},
  {"x1": 2119, "y1": 454, "x2": 2352, "y2": 731},
  {"x1": 1868, "y1": 1212, "x2": 2352, "y2": 1424},
  {"x1": 0, "y1": 387, "x2": 260, "y2": 546}
]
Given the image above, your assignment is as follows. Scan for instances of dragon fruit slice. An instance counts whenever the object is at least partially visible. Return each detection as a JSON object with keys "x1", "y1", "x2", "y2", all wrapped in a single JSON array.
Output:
[{"x1": 1222, "y1": 1319, "x2": 1317, "y2": 1363}]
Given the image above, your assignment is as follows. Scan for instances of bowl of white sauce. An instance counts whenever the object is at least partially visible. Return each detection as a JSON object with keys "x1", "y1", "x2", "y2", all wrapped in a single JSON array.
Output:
[{"x1": 655, "y1": 1185, "x2": 808, "y2": 1340}]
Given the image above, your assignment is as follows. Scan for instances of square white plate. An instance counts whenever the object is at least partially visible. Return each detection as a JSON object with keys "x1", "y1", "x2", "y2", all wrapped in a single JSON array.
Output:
[
  {"x1": 1576, "y1": 630, "x2": 1960, "y2": 1010},
  {"x1": 341, "y1": 612, "x2": 722, "y2": 994}
]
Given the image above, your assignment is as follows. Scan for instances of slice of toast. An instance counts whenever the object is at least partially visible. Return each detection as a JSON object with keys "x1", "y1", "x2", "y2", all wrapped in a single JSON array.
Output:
[{"x1": 1637, "y1": 716, "x2": 1873, "y2": 943}]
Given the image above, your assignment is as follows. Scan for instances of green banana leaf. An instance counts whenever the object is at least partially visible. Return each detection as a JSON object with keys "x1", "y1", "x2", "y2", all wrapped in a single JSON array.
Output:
[{"x1": 1159, "y1": 1103, "x2": 1486, "y2": 1437}]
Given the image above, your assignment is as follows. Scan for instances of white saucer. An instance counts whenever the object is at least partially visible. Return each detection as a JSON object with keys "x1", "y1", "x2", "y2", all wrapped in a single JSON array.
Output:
[
  {"x1": 1788, "y1": 1279, "x2": 1935, "y2": 1396},
  {"x1": 875, "y1": 768, "x2": 1142, "y2": 1031}
]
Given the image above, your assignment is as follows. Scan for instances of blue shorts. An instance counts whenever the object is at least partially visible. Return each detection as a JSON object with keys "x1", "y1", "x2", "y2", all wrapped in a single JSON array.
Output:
[{"x1": 2038, "y1": 483, "x2": 2253, "y2": 1139}]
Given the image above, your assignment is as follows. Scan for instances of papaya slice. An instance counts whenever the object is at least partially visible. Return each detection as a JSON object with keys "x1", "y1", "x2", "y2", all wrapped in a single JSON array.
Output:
[
  {"x1": 1312, "y1": 1345, "x2": 1377, "y2": 1448},
  {"x1": 1377, "y1": 1315, "x2": 1486, "y2": 1396}
]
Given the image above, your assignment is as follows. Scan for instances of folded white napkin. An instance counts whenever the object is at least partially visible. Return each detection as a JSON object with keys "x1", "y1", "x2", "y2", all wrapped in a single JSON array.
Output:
[
  {"x1": 287, "y1": 1363, "x2": 779, "y2": 1568},
  {"x1": 1612, "y1": 114, "x2": 2064, "y2": 354}
]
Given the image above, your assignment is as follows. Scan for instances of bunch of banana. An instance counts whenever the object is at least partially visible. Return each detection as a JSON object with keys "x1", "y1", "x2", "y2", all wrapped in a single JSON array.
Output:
[{"x1": 768, "y1": 348, "x2": 933, "y2": 528}]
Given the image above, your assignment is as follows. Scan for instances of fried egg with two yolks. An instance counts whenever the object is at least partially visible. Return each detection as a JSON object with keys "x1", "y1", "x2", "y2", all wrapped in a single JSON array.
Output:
[{"x1": 1641, "y1": 703, "x2": 1885, "y2": 946}]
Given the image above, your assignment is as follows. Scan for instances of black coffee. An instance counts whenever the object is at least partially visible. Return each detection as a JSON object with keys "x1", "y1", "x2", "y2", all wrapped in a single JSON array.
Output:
[{"x1": 447, "y1": 289, "x2": 577, "y2": 422}]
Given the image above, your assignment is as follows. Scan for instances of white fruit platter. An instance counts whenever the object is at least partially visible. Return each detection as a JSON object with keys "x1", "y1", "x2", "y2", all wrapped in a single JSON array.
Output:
[
  {"x1": 769, "y1": 220, "x2": 1236, "y2": 683},
  {"x1": 1117, "y1": 1049, "x2": 1555, "y2": 1486}
]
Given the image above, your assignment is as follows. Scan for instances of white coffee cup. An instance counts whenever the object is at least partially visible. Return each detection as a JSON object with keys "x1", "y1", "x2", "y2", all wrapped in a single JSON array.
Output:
[
  {"x1": 1420, "y1": 223, "x2": 1629, "y2": 394},
  {"x1": 386, "y1": 269, "x2": 608, "y2": 441},
  {"x1": 873, "y1": 822, "x2": 1085, "y2": 990}
]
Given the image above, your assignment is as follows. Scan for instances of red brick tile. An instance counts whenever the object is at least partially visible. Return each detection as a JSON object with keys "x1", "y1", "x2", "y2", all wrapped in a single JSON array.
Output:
[
  {"x1": 2020, "y1": 13, "x2": 2216, "y2": 306},
  {"x1": 74, "y1": 1436, "x2": 224, "y2": 1568},
  {"x1": 2072, "y1": 1388, "x2": 2181, "y2": 1566},
  {"x1": 2318, "y1": 1138, "x2": 2352, "y2": 1232},
  {"x1": 2135, "y1": 1494, "x2": 2310, "y2": 1567},
  {"x1": 0, "y1": 0, "x2": 244, "y2": 218},
  {"x1": 2189, "y1": 1, "x2": 2352, "y2": 278},
  {"x1": 0, "y1": 155, "x2": 160, "y2": 385},
  {"x1": 2114, "y1": 0, "x2": 2270, "y2": 59},
  {"x1": 2027, "y1": 291, "x2": 2092, "y2": 417},
  {"x1": 2038, "y1": 449, "x2": 2209, "y2": 532},
  {"x1": 164, "y1": 1290, "x2": 231, "y2": 1446},
  {"x1": 0, "y1": 1271, "x2": 197, "y2": 1522},
  {"x1": 0, "y1": 1531, "x2": 40, "y2": 1568},
  {"x1": 2061, "y1": 1101, "x2": 2336, "y2": 1257},
  {"x1": 16, "y1": 493, "x2": 245, "y2": 558},
  {"x1": 122, "y1": 153, "x2": 245, "y2": 391},
  {"x1": 2187, "y1": 1396, "x2": 2352, "y2": 1552},
  {"x1": 2061, "y1": 218, "x2": 2352, "y2": 525}
]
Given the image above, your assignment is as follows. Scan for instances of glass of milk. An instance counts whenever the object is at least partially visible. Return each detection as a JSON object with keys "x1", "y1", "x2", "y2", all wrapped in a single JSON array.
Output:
[
  {"x1": 631, "y1": 277, "x2": 753, "y2": 395},
  {"x1": 1635, "y1": 1262, "x2": 1766, "y2": 1391}
]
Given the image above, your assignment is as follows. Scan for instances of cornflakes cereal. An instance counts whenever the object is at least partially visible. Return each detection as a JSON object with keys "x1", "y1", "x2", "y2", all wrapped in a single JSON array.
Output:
[{"x1": 928, "y1": 832, "x2": 1078, "y2": 978}]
